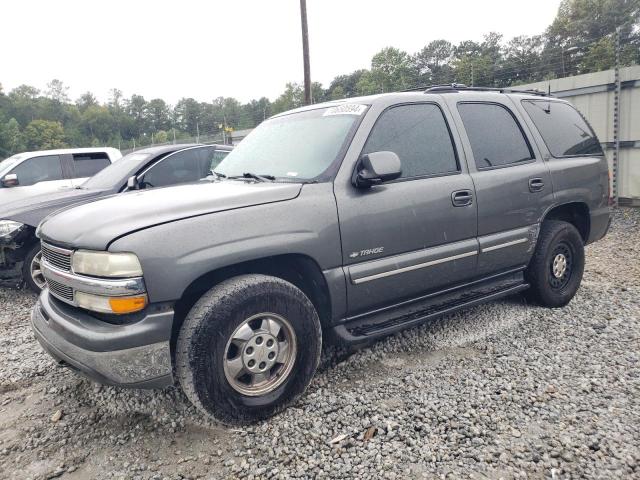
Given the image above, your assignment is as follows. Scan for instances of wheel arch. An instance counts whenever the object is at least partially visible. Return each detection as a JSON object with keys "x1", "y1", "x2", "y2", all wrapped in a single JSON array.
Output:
[
  {"x1": 170, "y1": 253, "x2": 333, "y2": 350},
  {"x1": 541, "y1": 202, "x2": 590, "y2": 243}
]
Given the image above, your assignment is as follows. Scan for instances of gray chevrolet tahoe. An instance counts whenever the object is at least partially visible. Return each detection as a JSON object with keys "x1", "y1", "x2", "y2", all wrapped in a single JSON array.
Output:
[{"x1": 32, "y1": 85, "x2": 610, "y2": 424}]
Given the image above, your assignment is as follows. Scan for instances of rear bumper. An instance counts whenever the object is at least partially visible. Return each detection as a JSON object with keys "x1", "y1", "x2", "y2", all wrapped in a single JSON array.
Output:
[
  {"x1": 31, "y1": 289, "x2": 174, "y2": 388},
  {"x1": 587, "y1": 206, "x2": 612, "y2": 244}
]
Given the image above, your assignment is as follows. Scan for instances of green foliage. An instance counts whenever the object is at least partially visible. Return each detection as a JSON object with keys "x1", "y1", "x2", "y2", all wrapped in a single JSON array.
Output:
[
  {"x1": 272, "y1": 83, "x2": 304, "y2": 114},
  {"x1": 0, "y1": 118, "x2": 25, "y2": 153},
  {"x1": 23, "y1": 120, "x2": 66, "y2": 150},
  {"x1": 369, "y1": 47, "x2": 416, "y2": 92}
]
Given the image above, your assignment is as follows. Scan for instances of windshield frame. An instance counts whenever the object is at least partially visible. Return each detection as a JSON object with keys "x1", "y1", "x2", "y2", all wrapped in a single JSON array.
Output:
[
  {"x1": 216, "y1": 104, "x2": 369, "y2": 183},
  {"x1": 81, "y1": 151, "x2": 156, "y2": 191}
]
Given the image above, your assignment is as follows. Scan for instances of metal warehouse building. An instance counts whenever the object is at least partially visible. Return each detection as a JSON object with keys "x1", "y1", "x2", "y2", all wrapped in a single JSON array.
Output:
[{"x1": 520, "y1": 66, "x2": 640, "y2": 205}]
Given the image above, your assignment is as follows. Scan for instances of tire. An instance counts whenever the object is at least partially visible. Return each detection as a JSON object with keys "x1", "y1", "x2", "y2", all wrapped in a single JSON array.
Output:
[
  {"x1": 22, "y1": 244, "x2": 46, "y2": 294},
  {"x1": 525, "y1": 220, "x2": 585, "y2": 308},
  {"x1": 176, "y1": 274, "x2": 322, "y2": 425}
]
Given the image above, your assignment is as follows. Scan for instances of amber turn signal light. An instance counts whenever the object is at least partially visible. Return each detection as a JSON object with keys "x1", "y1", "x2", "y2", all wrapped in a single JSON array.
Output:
[{"x1": 108, "y1": 295, "x2": 148, "y2": 314}]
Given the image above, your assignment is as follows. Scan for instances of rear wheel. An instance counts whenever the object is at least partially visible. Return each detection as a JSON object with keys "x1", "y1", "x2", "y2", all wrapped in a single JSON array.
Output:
[
  {"x1": 525, "y1": 220, "x2": 585, "y2": 308},
  {"x1": 22, "y1": 244, "x2": 46, "y2": 293},
  {"x1": 176, "y1": 274, "x2": 321, "y2": 424}
]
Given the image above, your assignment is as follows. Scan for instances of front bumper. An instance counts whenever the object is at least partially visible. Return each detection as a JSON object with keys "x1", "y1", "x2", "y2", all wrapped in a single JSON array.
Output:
[{"x1": 31, "y1": 289, "x2": 174, "y2": 388}]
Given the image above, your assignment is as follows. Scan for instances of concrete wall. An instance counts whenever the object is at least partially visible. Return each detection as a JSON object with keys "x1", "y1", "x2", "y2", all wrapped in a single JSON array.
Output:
[{"x1": 519, "y1": 66, "x2": 640, "y2": 203}]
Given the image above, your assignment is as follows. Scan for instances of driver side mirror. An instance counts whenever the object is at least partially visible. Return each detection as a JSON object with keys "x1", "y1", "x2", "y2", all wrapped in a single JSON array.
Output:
[
  {"x1": 352, "y1": 151, "x2": 402, "y2": 188},
  {"x1": 1, "y1": 173, "x2": 19, "y2": 188},
  {"x1": 126, "y1": 175, "x2": 139, "y2": 190}
]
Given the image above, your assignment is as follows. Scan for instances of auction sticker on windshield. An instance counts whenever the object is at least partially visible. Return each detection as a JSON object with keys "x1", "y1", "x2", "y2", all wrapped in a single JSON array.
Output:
[{"x1": 323, "y1": 104, "x2": 367, "y2": 116}]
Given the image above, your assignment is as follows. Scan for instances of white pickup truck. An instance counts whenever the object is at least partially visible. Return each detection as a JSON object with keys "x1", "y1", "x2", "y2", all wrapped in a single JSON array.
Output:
[{"x1": 0, "y1": 147, "x2": 122, "y2": 203}]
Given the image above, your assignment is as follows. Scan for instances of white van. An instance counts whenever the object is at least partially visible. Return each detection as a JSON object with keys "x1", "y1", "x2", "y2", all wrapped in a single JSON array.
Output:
[{"x1": 0, "y1": 147, "x2": 122, "y2": 202}]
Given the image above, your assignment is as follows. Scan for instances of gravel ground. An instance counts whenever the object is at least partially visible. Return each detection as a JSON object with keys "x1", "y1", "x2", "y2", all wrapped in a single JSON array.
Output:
[{"x1": 1, "y1": 208, "x2": 639, "y2": 480}]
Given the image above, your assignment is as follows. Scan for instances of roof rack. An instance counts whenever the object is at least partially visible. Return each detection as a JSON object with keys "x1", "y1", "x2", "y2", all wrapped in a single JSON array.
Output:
[{"x1": 402, "y1": 83, "x2": 551, "y2": 97}]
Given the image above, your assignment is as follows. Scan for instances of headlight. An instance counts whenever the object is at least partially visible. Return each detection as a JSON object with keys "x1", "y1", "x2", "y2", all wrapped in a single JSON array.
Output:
[
  {"x1": 72, "y1": 250, "x2": 143, "y2": 278},
  {"x1": 0, "y1": 220, "x2": 25, "y2": 239}
]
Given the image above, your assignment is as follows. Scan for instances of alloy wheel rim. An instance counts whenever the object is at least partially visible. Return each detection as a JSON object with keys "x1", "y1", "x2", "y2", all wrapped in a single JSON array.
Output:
[
  {"x1": 223, "y1": 313, "x2": 297, "y2": 396},
  {"x1": 30, "y1": 251, "x2": 46, "y2": 290}
]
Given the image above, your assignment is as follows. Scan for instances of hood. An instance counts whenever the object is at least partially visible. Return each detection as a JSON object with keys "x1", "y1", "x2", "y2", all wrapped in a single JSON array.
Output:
[
  {"x1": 39, "y1": 181, "x2": 302, "y2": 250},
  {"x1": 1, "y1": 187, "x2": 108, "y2": 227}
]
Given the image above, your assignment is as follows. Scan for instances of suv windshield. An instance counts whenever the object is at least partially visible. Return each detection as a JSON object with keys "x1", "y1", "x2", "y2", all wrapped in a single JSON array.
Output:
[
  {"x1": 214, "y1": 106, "x2": 364, "y2": 181},
  {"x1": 82, "y1": 152, "x2": 152, "y2": 190},
  {"x1": 0, "y1": 154, "x2": 24, "y2": 175}
]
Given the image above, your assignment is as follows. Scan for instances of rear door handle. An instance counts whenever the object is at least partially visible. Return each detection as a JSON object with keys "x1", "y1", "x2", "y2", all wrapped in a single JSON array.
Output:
[
  {"x1": 529, "y1": 178, "x2": 545, "y2": 192},
  {"x1": 451, "y1": 189, "x2": 473, "y2": 207}
]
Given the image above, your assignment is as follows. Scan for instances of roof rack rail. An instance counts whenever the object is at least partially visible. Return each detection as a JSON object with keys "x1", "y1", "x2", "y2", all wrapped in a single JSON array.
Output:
[{"x1": 414, "y1": 83, "x2": 551, "y2": 97}]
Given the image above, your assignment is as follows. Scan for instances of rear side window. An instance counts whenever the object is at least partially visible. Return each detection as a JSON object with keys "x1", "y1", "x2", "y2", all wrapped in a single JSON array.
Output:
[
  {"x1": 458, "y1": 103, "x2": 534, "y2": 169},
  {"x1": 10, "y1": 155, "x2": 64, "y2": 186},
  {"x1": 521, "y1": 100, "x2": 603, "y2": 157},
  {"x1": 72, "y1": 152, "x2": 111, "y2": 178},
  {"x1": 362, "y1": 103, "x2": 458, "y2": 179}
]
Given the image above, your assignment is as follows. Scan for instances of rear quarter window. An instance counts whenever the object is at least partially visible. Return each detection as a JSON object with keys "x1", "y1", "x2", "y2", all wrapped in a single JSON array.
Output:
[
  {"x1": 521, "y1": 100, "x2": 603, "y2": 157},
  {"x1": 72, "y1": 152, "x2": 111, "y2": 178}
]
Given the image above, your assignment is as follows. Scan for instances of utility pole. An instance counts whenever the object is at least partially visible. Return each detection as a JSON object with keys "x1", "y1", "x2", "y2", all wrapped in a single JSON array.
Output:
[
  {"x1": 196, "y1": 122, "x2": 200, "y2": 143},
  {"x1": 300, "y1": 0, "x2": 312, "y2": 105},
  {"x1": 172, "y1": 128, "x2": 176, "y2": 144}
]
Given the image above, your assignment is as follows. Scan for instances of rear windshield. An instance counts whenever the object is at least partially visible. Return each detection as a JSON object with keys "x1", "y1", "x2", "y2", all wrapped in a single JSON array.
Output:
[{"x1": 521, "y1": 100, "x2": 603, "y2": 157}]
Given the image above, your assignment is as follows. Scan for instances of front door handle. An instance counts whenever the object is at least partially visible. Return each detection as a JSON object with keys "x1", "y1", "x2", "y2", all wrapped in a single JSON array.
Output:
[
  {"x1": 529, "y1": 178, "x2": 545, "y2": 192},
  {"x1": 451, "y1": 189, "x2": 473, "y2": 207}
]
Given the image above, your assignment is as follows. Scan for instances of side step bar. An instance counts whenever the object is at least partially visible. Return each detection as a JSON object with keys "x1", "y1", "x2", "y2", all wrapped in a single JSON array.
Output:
[{"x1": 331, "y1": 283, "x2": 529, "y2": 345}]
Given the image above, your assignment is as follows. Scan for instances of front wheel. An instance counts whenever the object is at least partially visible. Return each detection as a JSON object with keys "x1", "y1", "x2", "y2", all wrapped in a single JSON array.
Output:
[
  {"x1": 22, "y1": 244, "x2": 46, "y2": 293},
  {"x1": 175, "y1": 274, "x2": 322, "y2": 424},
  {"x1": 525, "y1": 220, "x2": 585, "y2": 308}
]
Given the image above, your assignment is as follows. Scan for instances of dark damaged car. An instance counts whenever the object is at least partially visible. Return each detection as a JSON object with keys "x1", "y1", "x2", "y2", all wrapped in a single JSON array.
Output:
[{"x1": 0, "y1": 144, "x2": 231, "y2": 291}]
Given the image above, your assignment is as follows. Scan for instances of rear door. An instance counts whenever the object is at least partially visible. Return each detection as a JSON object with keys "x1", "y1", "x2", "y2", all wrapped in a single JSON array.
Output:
[
  {"x1": 447, "y1": 95, "x2": 554, "y2": 276},
  {"x1": 334, "y1": 101, "x2": 478, "y2": 316}
]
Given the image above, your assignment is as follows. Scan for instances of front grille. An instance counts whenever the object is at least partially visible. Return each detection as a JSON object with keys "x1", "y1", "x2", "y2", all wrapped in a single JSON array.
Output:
[
  {"x1": 47, "y1": 278, "x2": 74, "y2": 302},
  {"x1": 41, "y1": 242, "x2": 72, "y2": 272}
]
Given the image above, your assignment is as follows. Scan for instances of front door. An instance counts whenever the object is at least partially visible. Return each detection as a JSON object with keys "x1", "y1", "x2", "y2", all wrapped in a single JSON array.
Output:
[{"x1": 334, "y1": 102, "x2": 478, "y2": 316}]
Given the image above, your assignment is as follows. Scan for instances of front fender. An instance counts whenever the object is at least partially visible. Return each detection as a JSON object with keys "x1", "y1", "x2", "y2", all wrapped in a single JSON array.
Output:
[{"x1": 108, "y1": 184, "x2": 342, "y2": 303}]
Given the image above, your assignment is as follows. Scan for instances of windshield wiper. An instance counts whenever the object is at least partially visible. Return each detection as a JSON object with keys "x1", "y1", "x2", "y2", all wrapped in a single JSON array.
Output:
[
  {"x1": 208, "y1": 170, "x2": 227, "y2": 180},
  {"x1": 228, "y1": 172, "x2": 276, "y2": 182}
]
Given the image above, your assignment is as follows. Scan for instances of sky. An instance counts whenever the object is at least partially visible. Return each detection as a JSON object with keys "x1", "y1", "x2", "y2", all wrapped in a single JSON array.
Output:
[{"x1": 1, "y1": 0, "x2": 562, "y2": 105}]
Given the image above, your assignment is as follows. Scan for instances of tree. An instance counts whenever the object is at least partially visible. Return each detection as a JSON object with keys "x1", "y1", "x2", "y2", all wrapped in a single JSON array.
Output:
[
  {"x1": 544, "y1": 0, "x2": 640, "y2": 75},
  {"x1": 45, "y1": 79, "x2": 69, "y2": 103},
  {"x1": 453, "y1": 34, "x2": 503, "y2": 86},
  {"x1": 76, "y1": 92, "x2": 98, "y2": 113},
  {"x1": 271, "y1": 83, "x2": 304, "y2": 114},
  {"x1": 413, "y1": 40, "x2": 455, "y2": 85},
  {"x1": 368, "y1": 47, "x2": 417, "y2": 92},
  {"x1": 328, "y1": 70, "x2": 367, "y2": 98},
  {"x1": 311, "y1": 82, "x2": 327, "y2": 103},
  {"x1": 23, "y1": 120, "x2": 66, "y2": 150},
  {"x1": 0, "y1": 118, "x2": 25, "y2": 154},
  {"x1": 80, "y1": 105, "x2": 114, "y2": 143},
  {"x1": 174, "y1": 97, "x2": 203, "y2": 135},
  {"x1": 498, "y1": 35, "x2": 543, "y2": 86},
  {"x1": 146, "y1": 98, "x2": 171, "y2": 132}
]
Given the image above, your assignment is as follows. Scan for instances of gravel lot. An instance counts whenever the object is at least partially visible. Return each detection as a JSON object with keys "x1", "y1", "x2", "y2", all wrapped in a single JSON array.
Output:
[{"x1": 1, "y1": 208, "x2": 639, "y2": 480}]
